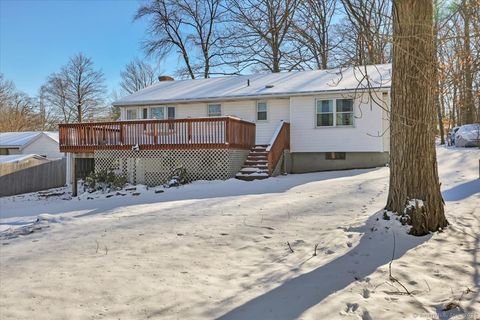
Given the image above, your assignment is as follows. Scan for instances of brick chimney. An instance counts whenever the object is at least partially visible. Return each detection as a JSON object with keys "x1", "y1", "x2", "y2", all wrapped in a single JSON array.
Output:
[{"x1": 158, "y1": 75, "x2": 174, "y2": 81}]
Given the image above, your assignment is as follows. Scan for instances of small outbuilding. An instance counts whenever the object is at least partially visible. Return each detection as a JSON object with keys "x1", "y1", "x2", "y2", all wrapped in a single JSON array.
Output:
[{"x1": 0, "y1": 132, "x2": 63, "y2": 159}]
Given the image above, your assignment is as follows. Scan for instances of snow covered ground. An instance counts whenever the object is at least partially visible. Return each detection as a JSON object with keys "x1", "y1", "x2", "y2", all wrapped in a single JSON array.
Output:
[{"x1": 0, "y1": 146, "x2": 478, "y2": 319}]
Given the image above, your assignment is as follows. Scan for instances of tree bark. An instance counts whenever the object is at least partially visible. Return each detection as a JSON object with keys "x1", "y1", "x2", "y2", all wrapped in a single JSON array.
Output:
[{"x1": 386, "y1": 0, "x2": 448, "y2": 236}]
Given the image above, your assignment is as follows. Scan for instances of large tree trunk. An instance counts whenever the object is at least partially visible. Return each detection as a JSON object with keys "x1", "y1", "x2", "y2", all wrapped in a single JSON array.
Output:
[{"x1": 386, "y1": 0, "x2": 448, "y2": 236}]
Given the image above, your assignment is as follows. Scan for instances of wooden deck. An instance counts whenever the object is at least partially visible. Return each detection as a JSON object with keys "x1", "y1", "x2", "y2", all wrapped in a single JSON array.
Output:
[{"x1": 59, "y1": 117, "x2": 256, "y2": 153}]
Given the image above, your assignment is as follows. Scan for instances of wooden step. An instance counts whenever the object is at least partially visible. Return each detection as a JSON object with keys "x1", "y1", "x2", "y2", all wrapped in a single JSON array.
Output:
[
  {"x1": 245, "y1": 158, "x2": 268, "y2": 164},
  {"x1": 249, "y1": 151, "x2": 267, "y2": 156},
  {"x1": 236, "y1": 175, "x2": 269, "y2": 181},
  {"x1": 238, "y1": 167, "x2": 268, "y2": 173},
  {"x1": 247, "y1": 156, "x2": 267, "y2": 160},
  {"x1": 242, "y1": 163, "x2": 268, "y2": 170}
]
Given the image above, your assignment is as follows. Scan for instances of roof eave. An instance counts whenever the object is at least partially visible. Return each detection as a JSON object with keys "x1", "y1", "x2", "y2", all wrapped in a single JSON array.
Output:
[{"x1": 112, "y1": 86, "x2": 390, "y2": 107}]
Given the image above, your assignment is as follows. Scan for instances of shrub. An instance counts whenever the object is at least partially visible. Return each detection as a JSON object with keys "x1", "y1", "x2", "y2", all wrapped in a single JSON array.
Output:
[{"x1": 84, "y1": 169, "x2": 127, "y2": 192}]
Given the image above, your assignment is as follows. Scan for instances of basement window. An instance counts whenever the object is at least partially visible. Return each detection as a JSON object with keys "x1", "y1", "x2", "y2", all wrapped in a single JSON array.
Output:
[{"x1": 325, "y1": 152, "x2": 346, "y2": 160}]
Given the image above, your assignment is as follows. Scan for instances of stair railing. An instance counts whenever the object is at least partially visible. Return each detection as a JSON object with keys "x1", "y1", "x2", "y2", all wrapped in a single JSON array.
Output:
[{"x1": 266, "y1": 121, "x2": 290, "y2": 174}]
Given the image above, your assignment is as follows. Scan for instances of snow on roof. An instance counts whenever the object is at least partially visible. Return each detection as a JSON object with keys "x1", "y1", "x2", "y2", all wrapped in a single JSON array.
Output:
[
  {"x1": 44, "y1": 132, "x2": 59, "y2": 143},
  {"x1": 0, "y1": 154, "x2": 50, "y2": 164},
  {"x1": 0, "y1": 131, "x2": 59, "y2": 149},
  {"x1": 113, "y1": 64, "x2": 391, "y2": 106}
]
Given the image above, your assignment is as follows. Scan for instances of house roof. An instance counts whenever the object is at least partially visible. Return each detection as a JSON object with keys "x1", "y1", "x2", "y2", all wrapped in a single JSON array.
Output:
[
  {"x1": 113, "y1": 64, "x2": 391, "y2": 107},
  {"x1": 0, "y1": 154, "x2": 50, "y2": 164},
  {"x1": 0, "y1": 131, "x2": 59, "y2": 149}
]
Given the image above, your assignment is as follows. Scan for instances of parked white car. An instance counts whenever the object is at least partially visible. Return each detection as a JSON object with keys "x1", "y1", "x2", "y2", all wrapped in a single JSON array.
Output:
[
  {"x1": 455, "y1": 124, "x2": 480, "y2": 147},
  {"x1": 447, "y1": 126, "x2": 460, "y2": 146}
]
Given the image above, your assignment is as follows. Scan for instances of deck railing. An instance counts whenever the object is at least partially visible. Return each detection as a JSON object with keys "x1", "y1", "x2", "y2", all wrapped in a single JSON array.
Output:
[
  {"x1": 266, "y1": 121, "x2": 290, "y2": 174},
  {"x1": 59, "y1": 117, "x2": 256, "y2": 153}
]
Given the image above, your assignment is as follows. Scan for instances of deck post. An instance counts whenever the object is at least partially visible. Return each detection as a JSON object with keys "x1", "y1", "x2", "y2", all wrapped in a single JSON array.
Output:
[{"x1": 71, "y1": 153, "x2": 77, "y2": 197}]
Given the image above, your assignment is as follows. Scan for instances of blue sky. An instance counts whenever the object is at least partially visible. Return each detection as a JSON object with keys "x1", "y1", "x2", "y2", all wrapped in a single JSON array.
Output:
[{"x1": 0, "y1": 0, "x2": 173, "y2": 97}]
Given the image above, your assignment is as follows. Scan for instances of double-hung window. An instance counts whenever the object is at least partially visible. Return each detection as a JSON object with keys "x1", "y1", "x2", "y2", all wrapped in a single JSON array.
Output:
[
  {"x1": 167, "y1": 106, "x2": 175, "y2": 120},
  {"x1": 256, "y1": 101, "x2": 267, "y2": 121},
  {"x1": 316, "y1": 98, "x2": 354, "y2": 127},
  {"x1": 126, "y1": 109, "x2": 138, "y2": 120},
  {"x1": 316, "y1": 100, "x2": 334, "y2": 126},
  {"x1": 151, "y1": 107, "x2": 165, "y2": 119},
  {"x1": 336, "y1": 99, "x2": 354, "y2": 126},
  {"x1": 150, "y1": 106, "x2": 175, "y2": 120},
  {"x1": 208, "y1": 104, "x2": 222, "y2": 117}
]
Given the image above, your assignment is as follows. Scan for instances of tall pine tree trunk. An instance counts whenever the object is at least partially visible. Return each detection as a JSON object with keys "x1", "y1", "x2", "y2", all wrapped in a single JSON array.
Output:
[{"x1": 386, "y1": 0, "x2": 448, "y2": 236}]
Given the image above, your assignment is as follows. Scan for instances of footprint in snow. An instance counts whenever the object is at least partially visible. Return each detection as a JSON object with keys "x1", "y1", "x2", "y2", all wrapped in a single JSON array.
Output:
[
  {"x1": 362, "y1": 310, "x2": 373, "y2": 320},
  {"x1": 345, "y1": 303, "x2": 359, "y2": 313},
  {"x1": 325, "y1": 249, "x2": 335, "y2": 255},
  {"x1": 362, "y1": 288, "x2": 370, "y2": 299}
]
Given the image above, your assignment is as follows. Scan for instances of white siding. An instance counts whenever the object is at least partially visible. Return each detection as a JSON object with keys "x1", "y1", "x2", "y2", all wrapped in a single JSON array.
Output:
[
  {"x1": 221, "y1": 99, "x2": 290, "y2": 144},
  {"x1": 175, "y1": 103, "x2": 205, "y2": 119},
  {"x1": 289, "y1": 93, "x2": 386, "y2": 153},
  {"x1": 382, "y1": 91, "x2": 391, "y2": 152},
  {"x1": 22, "y1": 135, "x2": 63, "y2": 159}
]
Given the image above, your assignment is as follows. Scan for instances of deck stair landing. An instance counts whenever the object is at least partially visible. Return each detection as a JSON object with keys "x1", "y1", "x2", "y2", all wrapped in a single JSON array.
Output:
[{"x1": 235, "y1": 145, "x2": 269, "y2": 181}]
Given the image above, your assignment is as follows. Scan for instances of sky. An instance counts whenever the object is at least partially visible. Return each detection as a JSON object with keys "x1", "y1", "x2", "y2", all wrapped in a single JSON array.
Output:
[{"x1": 0, "y1": 0, "x2": 174, "y2": 97}]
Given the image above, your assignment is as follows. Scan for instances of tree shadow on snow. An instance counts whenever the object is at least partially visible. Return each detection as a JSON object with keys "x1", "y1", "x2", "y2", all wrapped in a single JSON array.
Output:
[
  {"x1": 442, "y1": 180, "x2": 480, "y2": 201},
  {"x1": 215, "y1": 211, "x2": 430, "y2": 320},
  {"x1": 1, "y1": 168, "x2": 382, "y2": 220}
]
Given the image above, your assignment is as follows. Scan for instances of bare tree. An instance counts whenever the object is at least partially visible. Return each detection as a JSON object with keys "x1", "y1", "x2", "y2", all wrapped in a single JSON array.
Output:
[
  {"x1": 42, "y1": 73, "x2": 73, "y2": 123},
  {"x1": 62, "y1": 53, "x2": 106, "y2": 122},
  {"x1": 35, "y1": 85, "x2": 57, "y2": 131},
  {"x1": 120, "y1": 58, "x2": 158, "y2": 95},
  {"x1": 135, "y1": 0, "x2": 225, "y2": 79},
  {"x1": 41, "y1": 54, "x2": 106, "y2": 123},
  {"x1": 386, "y1": 0, "x2": 447, "y2": 235},
  {"x1": 224, "y1": 0, "x2": 300, "y2": 73},
  {"x1": 291, "y1": 0, "x2": 337, "y2": 69},
  {"x1": 458, "y1": 0, "x2": 476, "y2": 124},
  {"x1": 337, "y1": 0, "x2": 392, "y2": 66},
  {"x1": 0, "y1": 74, "x2": 40, "y2": 132}
]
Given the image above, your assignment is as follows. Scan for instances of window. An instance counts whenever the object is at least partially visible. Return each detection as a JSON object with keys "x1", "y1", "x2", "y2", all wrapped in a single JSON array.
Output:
[
  {"x1": 316, "y1": 100, "x2": 334, "y2": 126},
  {"x1": 316, "y1": 98, "x2": 354, "y2": 127},
  {"x1": 151, "y1": 107, "x2": 165, "y2": 119},
  {"x1": 208, "y1": 104, "x2": 221, "y2": 117},
  {"x1": 257, "y1": 101, "x2": 267, "y2": 121},
  {"x1": 142, "y1": 108, "x2": 148, "y2": 119},
  {"x1": 336, "y1": 99, "x2": 354, "y2": 126},
  {"x1": 325, "y1": 152, "x2": 346, "y2": 160},
  {"x1": 167, "y1": 106, "x2": 175, "y2": 120},
  {"x1": 126, "y1": 109, "x2": 137, "y2": 120}
]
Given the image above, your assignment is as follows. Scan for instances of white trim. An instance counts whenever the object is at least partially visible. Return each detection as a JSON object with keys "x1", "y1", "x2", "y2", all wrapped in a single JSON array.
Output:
[
  {"x1": 125, "y1": 107, "x2": 139, "y2": 120},
  {"x1": 207, "y1": 103, "x2": 222, "y2": 117},
  {"x1": 315, "y1": 97, "x2": 355, "y2": 128},
  {"x1": 256, "y1": 101, "x2": 268, "y2": 122}
]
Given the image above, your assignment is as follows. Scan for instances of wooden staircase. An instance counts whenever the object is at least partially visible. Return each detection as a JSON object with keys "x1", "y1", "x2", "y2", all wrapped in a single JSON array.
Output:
[
  {"x1": 236, "y1": 121, "x2": 290, "y2": 181},
  {"x1": 235, "y1": 145, "x2": 270, "y2": 181}
]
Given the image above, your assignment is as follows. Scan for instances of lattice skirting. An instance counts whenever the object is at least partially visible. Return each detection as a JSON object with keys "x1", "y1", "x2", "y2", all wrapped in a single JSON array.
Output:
[{"x1": 94, "y1": 149, "x2": 249, "y2": 186}]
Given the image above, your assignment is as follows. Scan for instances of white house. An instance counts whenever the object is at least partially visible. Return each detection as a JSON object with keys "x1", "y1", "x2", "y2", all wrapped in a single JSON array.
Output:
[
  {"x1": 0, "y1": 131, "x2": 63, "y2": 159},
  {"x1": 60, "y1": 64, "x2": 391, "y2": 186}
]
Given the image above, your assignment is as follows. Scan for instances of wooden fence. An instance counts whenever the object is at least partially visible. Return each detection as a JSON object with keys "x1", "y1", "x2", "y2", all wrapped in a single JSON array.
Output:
[{"x1": 0, "y1": 158, "x2": 66, "y2": 197}]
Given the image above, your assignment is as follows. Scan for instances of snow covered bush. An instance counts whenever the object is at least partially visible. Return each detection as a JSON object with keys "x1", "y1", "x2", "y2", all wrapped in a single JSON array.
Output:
[
  {"x1": 84, "y1": 169, "x2": 127, "y2": 192},
  {"x1": 165, "y1": 167, "x2": 188, "y2": 188}
]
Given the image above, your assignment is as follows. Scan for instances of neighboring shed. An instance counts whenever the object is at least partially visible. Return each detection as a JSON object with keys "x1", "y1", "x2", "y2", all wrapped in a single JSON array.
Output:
[{"x1": 0, "y1": 132, "x2": 63, "y2": 159}]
